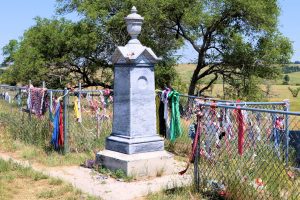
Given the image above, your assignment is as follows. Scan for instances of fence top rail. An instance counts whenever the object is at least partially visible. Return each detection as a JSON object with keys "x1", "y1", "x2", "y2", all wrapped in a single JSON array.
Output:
[
  {"x1": 198, "y1": 102, "x2": 300, "y2": 116},
  {"x1": 48, "y1": 89, "x2": 112, "y2": 94},
  {"x1": 156, "y1": 90, "x2": 286, "y2": 106},
  {"x1": 0, "y1": 85, "x2": 112, "y2": 94},
  {"x1": 217, "y1": 101, "x2": 286, "y2": 106}
]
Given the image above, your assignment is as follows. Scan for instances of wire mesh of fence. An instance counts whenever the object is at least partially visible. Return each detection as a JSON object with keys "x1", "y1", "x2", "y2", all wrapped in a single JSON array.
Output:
[
  {"x1": 155, "y1": 91, "x2": 299, "y2": 199},
  {"x1": 1, "y1": 84, "x2": 299, "y2": 199},
  {"x1": 191, "y1": 101, "x2": 300, "y2": 200},
  {"x1": 0, "y1": 84, "x2": 113, "y2": 153}
]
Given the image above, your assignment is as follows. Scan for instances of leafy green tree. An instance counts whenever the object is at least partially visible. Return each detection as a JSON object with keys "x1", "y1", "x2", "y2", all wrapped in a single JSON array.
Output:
[
  {"x1": 2, "y1": 18, "x2": 115, "y2": 88},
  {"x1": 1, "y1": 15, "x2": 178, "y2": 89},
  {"x1": 283, "y1": 74, "x2": 290, "y2": 85},
  {"x1": 57, "y1": 0, "x2": 292, "y2": 95},
  {"x1": 1, "y1": 39, "x2": 19, "y2": 66}
]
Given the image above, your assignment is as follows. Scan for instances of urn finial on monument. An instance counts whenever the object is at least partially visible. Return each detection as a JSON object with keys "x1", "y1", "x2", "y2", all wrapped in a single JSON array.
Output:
[
  {"x1": 125, "y1": 6, "x2": 144, "y2": 44},
  {"x1": 112, "y1": 6, "x2": 160, "y2": 64}
]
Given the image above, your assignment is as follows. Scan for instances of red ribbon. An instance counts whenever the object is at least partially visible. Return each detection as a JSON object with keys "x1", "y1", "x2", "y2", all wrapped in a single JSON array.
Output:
[
  {"x1": 179, "y1": 113, "x2": 202, "y2": 175},
  {"x1": 58, "y1": 103, "x2": 64, "y2": 147},
  {"x1": 235, "y1": 105, "x2": 245, "y2": 155}
]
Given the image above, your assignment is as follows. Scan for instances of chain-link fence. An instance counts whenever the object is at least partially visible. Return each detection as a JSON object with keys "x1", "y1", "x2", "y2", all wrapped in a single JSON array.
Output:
[
  {"x1": 191, "y1": 101, "x2": 300, "y2": 199},
  {"x1": 156, "y1": 92, "x2": 299, "y2": 199},
  {"x1": 0, "y1": 84, "x2": 113, "y2": 154},
  {"x1": 2, "y1": 84, "x2": 299, "y2": 199}
]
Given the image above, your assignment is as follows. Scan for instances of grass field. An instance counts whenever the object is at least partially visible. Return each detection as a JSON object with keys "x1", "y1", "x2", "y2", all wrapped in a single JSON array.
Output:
[
  {"x1": 175, "y1": 64, "x2": 300, "y2": 111},
  {"x1": 286, "y1": 71, "x2": 300, "y2": 85}
]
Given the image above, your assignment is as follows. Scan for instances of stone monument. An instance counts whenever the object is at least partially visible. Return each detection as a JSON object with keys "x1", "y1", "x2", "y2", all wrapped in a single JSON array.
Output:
[{"x1": 97, "y1": 6, "x2": 173, "y2": 177}]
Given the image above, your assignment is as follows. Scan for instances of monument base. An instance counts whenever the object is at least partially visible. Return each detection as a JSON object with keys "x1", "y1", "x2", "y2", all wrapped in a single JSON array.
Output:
[
  {"x1": 96, "y1": 150, "x2": 175, "y2": 178},
  {"x1": 106, "y1": 135, "x2": 164, "y2": 154}
]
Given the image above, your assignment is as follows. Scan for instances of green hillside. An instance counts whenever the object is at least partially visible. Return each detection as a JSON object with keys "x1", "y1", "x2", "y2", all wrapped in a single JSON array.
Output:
[
  {"x1": 174, "y1": 64, "x2": 300, "y2": 111},
  {"x1": 175, "y1": 64, "x2": 300, "y2": 86}
]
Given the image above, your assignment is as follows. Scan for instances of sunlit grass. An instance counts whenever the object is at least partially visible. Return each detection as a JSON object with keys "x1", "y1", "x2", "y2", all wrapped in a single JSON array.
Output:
[{"x1": 0, "y1": 97, "x2": 112, "y2": 166}]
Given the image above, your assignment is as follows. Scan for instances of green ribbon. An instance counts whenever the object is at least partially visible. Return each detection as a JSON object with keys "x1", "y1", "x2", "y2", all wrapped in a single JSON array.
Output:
[{"x1": 168, "y1": 90, "x2": 182, "y2": 142}]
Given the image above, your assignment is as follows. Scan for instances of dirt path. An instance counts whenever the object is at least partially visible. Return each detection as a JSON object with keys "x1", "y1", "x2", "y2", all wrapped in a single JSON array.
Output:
[{"x1": 0, "y1": 151, "x2": 192, "y2": 200}]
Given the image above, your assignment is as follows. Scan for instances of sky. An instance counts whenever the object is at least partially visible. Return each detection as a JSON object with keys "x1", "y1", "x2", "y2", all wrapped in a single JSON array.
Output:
[{"x1": 0, "y1": 0, "x2": 299, "y2": 64}]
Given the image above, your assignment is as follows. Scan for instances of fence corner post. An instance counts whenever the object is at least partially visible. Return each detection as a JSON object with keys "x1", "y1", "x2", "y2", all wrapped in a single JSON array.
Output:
[{"x1": 284, "y1": 100, "x2": 290, "y2": 166}]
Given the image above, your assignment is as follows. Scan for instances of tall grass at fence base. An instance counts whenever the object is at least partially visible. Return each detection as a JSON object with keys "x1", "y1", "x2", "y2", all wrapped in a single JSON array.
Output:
[
  {"x1": 147, "y1": 186, "x2": 204, "y2": 200},
  {"x1": 197, "y1": 140, "x2": 300, "y2": 200},
  {"x1": 0, "y1": 99, "x2": 112, "y2": 166}
]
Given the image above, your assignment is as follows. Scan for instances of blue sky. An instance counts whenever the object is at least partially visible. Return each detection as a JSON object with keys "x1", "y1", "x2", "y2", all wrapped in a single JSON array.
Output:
[{"x1": 0, "y1": 0, "x2": 299, "y2": 64}]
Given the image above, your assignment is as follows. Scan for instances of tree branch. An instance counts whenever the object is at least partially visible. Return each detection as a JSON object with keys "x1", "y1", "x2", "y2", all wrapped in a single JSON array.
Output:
[
  {"x1": 198, "y1": 74, "x2": 218, "y2": 95},
  {"x1": 171, "y1": 14, "x2": 201, "y2": 53}
]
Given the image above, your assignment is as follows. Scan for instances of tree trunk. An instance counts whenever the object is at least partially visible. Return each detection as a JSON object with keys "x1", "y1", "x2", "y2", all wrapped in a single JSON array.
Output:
[
  {"x1": 188, "y1": 79, "x2": 197, "y2": 96},
  {"x1": 188, "y1": 53, "x2": 204, "y2": 96}
]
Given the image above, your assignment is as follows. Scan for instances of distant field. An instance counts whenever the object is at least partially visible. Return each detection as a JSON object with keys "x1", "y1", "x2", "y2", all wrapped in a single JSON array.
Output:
[
  {"x1": 174, "y1": 64, "x2": 222, "y2": 85},
  {"x1": 286, "y1": 71, "x2": 300, "y2": 85},
  {"x1": 205, "y1": 84, "x2": 300, "y2": 111},
  {"x1": 176, "y1": 64, "x2": 300, "y2": 85},
  {"x1": 175, "y1": 64, "x2": 300, "y2": 111}
]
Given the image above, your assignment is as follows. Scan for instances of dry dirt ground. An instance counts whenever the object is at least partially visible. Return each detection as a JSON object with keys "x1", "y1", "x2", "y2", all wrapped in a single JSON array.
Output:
[{"x1": 0, "y1": 151, "x2": 192, "y2": 200}]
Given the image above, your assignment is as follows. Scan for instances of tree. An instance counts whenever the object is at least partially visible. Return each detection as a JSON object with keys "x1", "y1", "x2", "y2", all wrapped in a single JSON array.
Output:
[
  {"x1": 57, "y1": 0, "x2": 293, "y2": 96},
  {"x1": 2, "y1": 14, "x2": 179, "y2": 89},
  {"x1": 2, "y1": 18, "x2": 115, "y2": 88},
  {"x1": 1, "y1": 39, "x2": 19, "y2": 66},
  {"x1": 288, "y1": 87, "x2": 300, "y2": 98},
  {"x1": 283, "y1": 74, "x2": 290, "y2": 85}
]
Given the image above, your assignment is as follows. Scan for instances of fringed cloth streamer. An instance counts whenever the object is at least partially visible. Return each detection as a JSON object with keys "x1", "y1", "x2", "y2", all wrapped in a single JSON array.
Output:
[
  {"x1": 235, "y1": 105, "x2": 245, "y2": 155},
  {"x1": 51, "y1": 102, "x2": 64, "y2": 149},
  {"x1": 74, "y1": 96, "x2": 81, "y2": 122},
  {"x1": 51, "y1": 103, "x2": 61, "y2": 149},
  {"x1": 168, "y1": 90, "x2": 182, "y2": 142}
]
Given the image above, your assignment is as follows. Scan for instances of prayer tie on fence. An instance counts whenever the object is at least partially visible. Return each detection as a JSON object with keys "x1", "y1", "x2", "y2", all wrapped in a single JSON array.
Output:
[{"x1": 173, "y1": 95, "x2": 300, "y2": 199}]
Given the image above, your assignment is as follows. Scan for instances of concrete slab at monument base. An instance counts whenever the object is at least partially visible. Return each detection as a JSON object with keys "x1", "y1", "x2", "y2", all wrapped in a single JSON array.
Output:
[{"x1": 96, "y1": 150, "x2": 175, "y2": 178}]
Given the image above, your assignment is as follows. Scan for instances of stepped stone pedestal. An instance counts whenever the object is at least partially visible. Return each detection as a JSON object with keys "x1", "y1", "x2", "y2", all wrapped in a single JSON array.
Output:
[{"x1": 96, "y1": 6, "x2": 174, "y2": 177}]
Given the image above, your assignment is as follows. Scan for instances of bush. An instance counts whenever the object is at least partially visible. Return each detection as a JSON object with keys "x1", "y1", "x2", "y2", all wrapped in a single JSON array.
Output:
[
  {"x1": 283, "y1": 75, "x2": 290, "y2": 85},
  {"x1": 288, "y1": 87, "x2": 300, "y2": 97}
]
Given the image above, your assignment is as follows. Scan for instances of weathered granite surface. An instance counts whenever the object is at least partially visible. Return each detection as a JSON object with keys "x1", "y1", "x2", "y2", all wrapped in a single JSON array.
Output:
[{"x1": 105, "y1": 6, "x2": 164, "y2": 154}]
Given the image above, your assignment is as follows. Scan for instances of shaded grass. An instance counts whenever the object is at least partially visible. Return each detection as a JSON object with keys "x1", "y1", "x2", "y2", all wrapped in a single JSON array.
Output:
[
  {"x1": 98, "y1": 167, "x2": 135, "y2": 182},
  {"x1": 0, "y1": 158, "x2": 100, "y2": 200}
]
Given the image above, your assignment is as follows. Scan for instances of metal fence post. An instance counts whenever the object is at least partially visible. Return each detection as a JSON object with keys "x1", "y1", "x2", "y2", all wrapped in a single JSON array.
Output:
[
  {"x1": 284, "y1": 100, "x2": 290, "y2": 166},
  {"x1": 63, "y1": 88, "x2": 69, "y2": 154},
  {"x1": 17, "y1": 87, "x2": 21, "y2": 110},
  {"x1": 194, "y1": 135, "x2": 200, "y2": 192},
  {"x1": 194, "y1": 114, "x2": 201, "y2": 192},
  {"x1": 28, "y1": 80, "x2": 32, "y2": 120},
  {"x1": 78, "y1": 82, "x2": 82, "y2": 123}
]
